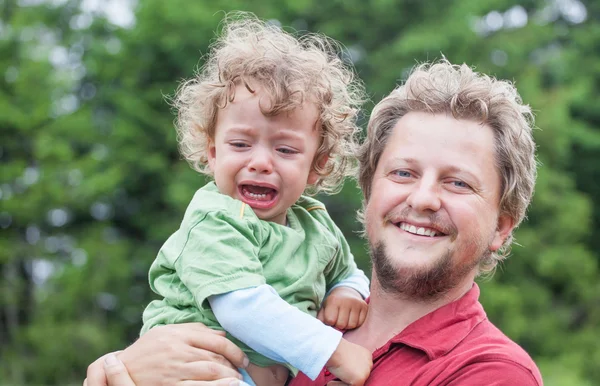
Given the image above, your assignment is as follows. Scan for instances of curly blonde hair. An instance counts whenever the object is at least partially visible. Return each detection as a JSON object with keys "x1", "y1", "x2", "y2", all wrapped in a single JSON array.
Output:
[
  {"x1": 173, "y1": 13, "x2": 365, "y2": 194},
  {"x1": 358, "y1": 60, "x2": 537, "y2": 274}
]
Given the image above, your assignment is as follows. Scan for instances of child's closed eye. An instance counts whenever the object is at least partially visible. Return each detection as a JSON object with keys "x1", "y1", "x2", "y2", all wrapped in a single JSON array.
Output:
[
  {"x1": 229, "y1": 141, "x2": 250, "y2": 149},
  {"x1": 277, "y1": 147, "x2": 299, "y2": 155}
]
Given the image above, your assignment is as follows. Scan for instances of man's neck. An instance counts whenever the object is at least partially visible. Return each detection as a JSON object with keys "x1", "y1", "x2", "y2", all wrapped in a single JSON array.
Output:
[{"x1": 344, "y1": 274, "x2": 475, "y2": 352}]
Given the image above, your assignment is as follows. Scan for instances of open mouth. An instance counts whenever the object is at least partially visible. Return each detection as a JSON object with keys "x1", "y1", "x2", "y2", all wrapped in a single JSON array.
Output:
[
  {"x1": 239, "y1": 184, "x2": 279, "y2": 209},
  {"x1": 395, "y1": 222, "x2": 446, "y2": 237}
]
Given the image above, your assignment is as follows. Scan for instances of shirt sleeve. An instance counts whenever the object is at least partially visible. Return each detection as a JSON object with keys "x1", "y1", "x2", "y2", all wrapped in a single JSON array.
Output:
[
  {"x1": 447, "y1": 361, "x2": 542, "y2": 386},
  {"x1": 174, "y1": 209, "x2": 265, "y2": 309},
  {"x1": 209, "y1": 284, "x2": 343, "y2": 381},
  {"x1": 327, "y1": 268, "x2": 370, "y2": 299}
]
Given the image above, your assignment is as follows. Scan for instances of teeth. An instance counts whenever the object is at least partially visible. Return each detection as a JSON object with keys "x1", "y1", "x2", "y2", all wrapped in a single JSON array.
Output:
[
  {"x1": 399, "y1": 222, "x2": 438, "y2": 237},
  {"x1": 423, "y1": 228, "x2": 437, "y2": 237},
  {"x1": 247, "y1": 192, "x2": 267, "y2": 199}
]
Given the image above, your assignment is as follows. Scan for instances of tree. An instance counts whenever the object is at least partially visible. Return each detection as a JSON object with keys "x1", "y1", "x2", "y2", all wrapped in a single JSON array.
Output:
[{"x1": 2, "y1": 0, "x2": 598, "y2": 384}]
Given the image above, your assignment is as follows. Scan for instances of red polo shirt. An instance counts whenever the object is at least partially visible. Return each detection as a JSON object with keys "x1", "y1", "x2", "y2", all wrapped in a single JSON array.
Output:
[{"x1": 290, "y1": 284, "x2": 542, "y2": 386}]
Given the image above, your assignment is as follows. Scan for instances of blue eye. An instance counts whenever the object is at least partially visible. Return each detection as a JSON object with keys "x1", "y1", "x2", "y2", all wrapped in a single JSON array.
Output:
[
  {"x1": 230, "y1": 142, "x2": 249, "y2": 148},
  {"x1": 394, "y1": 170, "x2": 412, "y2": 177},
  {"x1": 452, "y1": 180, "x2": 471, "y2": 189}
]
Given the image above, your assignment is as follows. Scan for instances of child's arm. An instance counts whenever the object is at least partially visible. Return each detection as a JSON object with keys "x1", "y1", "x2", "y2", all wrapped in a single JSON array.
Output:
[
  {"x1": 318, "y1": 268, "x2": 370, "y2": 330},
  {"x1": 209, "y1": 284, "x2": 372, "y2": 384},
  {"x1": 318, "y1": 286, "x2": 368, "y2": 331},
  {"x1": 312, "y1": 212, "x2": 371, "y2": 330}
]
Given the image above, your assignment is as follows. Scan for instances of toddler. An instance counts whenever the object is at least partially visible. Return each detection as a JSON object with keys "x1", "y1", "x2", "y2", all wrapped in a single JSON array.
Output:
[{"x1": 142, "y1": 14, "x2": 372, "y2": 386}]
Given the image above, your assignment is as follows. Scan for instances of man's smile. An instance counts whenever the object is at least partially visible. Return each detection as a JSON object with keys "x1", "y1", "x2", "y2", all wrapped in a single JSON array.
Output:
[{"x1": 393, "y1": 221, "x2": 449, "y2": 238}]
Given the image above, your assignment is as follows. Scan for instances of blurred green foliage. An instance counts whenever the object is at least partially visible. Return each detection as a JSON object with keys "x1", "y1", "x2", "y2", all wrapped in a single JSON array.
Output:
[{"x1": 1, "y1": 0, "x2": 599, "y2": 384}]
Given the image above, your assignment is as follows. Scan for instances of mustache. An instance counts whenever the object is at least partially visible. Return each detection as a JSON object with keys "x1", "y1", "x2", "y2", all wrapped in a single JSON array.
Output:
[{"x1": 383, "y1": 207, "x2": 457, "y2": 236}]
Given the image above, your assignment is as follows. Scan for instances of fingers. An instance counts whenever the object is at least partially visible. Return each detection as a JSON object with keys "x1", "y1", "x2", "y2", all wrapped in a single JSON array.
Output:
[
  {"x1": 317, "y1": 307, "x2": 325, "y2": 323},
  {"x1": 346, "y1": 307, "x2": 360, "y2": 330},
  {"x1": 178, "y1": 379, "x2": 249, "y2": 386},
  {"x1": 323, "y1": 303, "x2": 340, "y2": 327},
  {"x1": 187, "y1": 346, "x2": 239, "y2": 372},
  {"x1": 346, "y1": 302, "x2": 369, "y2": 329},
  {"x1": 185, "y1": 331, "x2": 249, "y2": 369},
  {"x1": 104, "y1": 354, "x2": 136, "y2": 386},
  {"x1": 335, "y1": 305, "x2": 350, "y2": 330},
  {"x1": 86, "y1": 351, "x2": 122, "y2": 386},
  {"x1": 184, "y1": 360, "x2": 244, "y2": 382},
  {"x1": 86, "y1": 356, "x2": 107, "y2": 386},
  {"x1": 358, "y1": 305, "x2": 368, "y2": 326},
  {"x1": 155, "y1": 322, "x2": 217, "y2": 337},
  {"x1": 151, "y1": 324, "x2": 249, "y2": 369},
  {"x1": 189, "y1": 323, "x2": 228, "y2": 337}
]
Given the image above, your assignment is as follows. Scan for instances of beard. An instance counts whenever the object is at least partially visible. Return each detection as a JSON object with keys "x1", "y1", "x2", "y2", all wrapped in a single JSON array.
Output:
[{"x1": 370, "y1": 240, "x2": 487, "y2": 302}]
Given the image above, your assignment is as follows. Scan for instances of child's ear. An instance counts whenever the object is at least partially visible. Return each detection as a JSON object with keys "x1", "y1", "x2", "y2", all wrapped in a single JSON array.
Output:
[
  {"x1": 207, "y1": 140, "x2": 217, "y2": 171},
  {"x1": 489, "y1": 213, "x2": 515, "y2": 252},
  {"x1": 307, "y1": 155, "x2": 329, "y2": 185}
]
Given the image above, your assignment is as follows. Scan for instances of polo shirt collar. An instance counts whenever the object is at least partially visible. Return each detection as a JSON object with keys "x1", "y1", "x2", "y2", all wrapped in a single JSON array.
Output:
[{"x1": 375, "y1": 283, "x2": 487, "y2": 361}]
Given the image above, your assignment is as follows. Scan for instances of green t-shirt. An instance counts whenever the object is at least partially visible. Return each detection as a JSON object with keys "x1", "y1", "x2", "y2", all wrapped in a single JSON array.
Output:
[{"x1": 142, "y1": 182, "x2": 357, "y2": 370}]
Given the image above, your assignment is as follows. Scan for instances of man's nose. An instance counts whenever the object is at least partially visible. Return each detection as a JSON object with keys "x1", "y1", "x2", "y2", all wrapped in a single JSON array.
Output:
[
  {"x1": 247, "y1": 148, "x2": 273, "y2": 174},
  {"x1": 405, "y1": 176, "x2": 442, "y2": 212}
]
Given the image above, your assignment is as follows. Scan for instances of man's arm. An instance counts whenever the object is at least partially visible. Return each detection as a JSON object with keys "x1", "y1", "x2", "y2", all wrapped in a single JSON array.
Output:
[
  {"x1": 84, "y1": 324, "x2": 248, "y2": 386},
  {"x1": 95, "y1": 353, "x2": 252, "y2": 386}
]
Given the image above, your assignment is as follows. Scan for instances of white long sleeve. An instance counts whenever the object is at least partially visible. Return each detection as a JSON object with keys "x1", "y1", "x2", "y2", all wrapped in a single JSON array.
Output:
[
  {"x1": 328, "y1": 267, "x2": 370, "y2": 298},
  {"x1": 208, "y1": 284, "x2": 342, "y2": 380}
]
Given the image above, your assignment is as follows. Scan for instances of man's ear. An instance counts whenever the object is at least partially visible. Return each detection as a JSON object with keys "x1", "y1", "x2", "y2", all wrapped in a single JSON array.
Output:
[
  {"x1": 308, "y1": 155, "x2": 329, "y2": 185},
  {"x1": 490, "y1": 213, "x2": 515, "y2": 252},
  {"x1": 207, "y1": 140, "x2": 217, "y2": 172}
]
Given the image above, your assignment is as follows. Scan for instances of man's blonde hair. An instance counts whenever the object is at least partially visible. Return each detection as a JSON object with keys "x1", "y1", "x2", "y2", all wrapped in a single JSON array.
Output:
[
  {"x1": 358, "y1": 60, "x2": 537, "y2": 273},
  {"x1": 173, "y1": 13, "x2": 365, "y2": 194}
]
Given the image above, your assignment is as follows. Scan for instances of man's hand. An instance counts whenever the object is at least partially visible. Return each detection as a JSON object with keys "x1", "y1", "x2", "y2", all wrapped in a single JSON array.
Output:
[
  {"x1": 325, "y1": 338, "x2": 372, "y2": 386},
  {"x1": 86, "y1": 354, "x2": 135, "y2": 386},
  {"x1": 318, "y1": 287, "x2": 368, "y2": 330},
  {"x1": 84, "y1": 323, "x2": 248, "y2": 386}
]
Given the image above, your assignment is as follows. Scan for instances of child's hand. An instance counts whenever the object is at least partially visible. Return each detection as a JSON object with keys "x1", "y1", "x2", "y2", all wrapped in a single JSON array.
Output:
[
  {"x1": 326, "y1": 338, "x2": 372, "y2": 386},
  {"x1": 318, "y1": 287, "x2": 368, "y2": 330}
]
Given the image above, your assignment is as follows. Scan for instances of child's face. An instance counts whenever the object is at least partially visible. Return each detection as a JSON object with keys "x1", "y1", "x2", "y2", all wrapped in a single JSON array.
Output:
[{"x1": 208, "y1": 83, "x2": 322, "y2": 225}]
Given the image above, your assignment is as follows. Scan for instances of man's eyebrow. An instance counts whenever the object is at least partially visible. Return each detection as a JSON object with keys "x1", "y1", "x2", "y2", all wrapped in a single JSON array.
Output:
[{"x1": 388, "y1": 157, "x2": 418, "y2": 165}]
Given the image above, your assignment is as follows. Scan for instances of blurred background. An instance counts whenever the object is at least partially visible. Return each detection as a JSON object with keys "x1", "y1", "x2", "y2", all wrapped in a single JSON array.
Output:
[{"x1": 1, "y1": 0, "x2": 599, "y2": 385}]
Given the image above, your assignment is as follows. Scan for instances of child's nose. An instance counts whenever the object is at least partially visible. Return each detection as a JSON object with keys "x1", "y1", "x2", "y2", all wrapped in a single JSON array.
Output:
[{"x1": 247, "y1": 149, "x2": 273, "y2": 174}]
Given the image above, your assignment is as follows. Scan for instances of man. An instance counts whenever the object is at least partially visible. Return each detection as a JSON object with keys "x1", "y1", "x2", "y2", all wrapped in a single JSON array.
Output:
[{"x1": 86, "y1": 60, "x2": 543, "y2": 386}]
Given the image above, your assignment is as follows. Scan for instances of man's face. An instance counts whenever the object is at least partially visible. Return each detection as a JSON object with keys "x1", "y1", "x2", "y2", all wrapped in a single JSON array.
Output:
[{"x1": 364, "y1": 111, "x2": 514, "y2": 300}]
